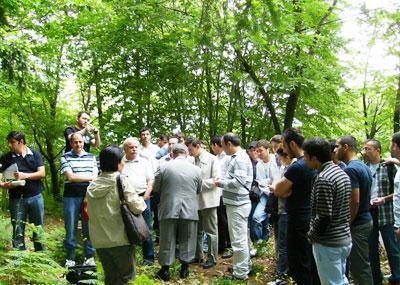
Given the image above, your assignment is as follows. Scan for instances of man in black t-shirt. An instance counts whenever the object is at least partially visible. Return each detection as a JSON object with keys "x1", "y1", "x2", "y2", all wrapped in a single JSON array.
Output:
[
  {"x1": 272, "y1": 128, "x2": 320, "y2": 285},
  {"x1": 0, "y1": 131, "x2": 46, "y2": 251},
  {"x1": 64, "y1": 111, "x2": 101, "y2": 153},
  {"x1": 336, "y1": 135, "x2": 373, "y2": 285}
]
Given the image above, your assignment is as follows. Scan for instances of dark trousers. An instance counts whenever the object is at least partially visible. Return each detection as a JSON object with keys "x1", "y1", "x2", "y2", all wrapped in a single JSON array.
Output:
[
  {"x1": 217, "y1": 197, "x2": 231, "y2": 253},
  {"x1": 151, "y1": 193, "x2": 160, "y2": 240},
  {"x1": 287, "y1": 214, "x2": 320, "y2": 285},
  {"x1": 97, "y1": 245, "x2": 136, "y2": 285}
]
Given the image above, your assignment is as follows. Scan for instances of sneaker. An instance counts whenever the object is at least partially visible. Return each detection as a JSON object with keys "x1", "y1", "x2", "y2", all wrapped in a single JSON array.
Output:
[
  {"x1": 82, "y1": 257, "x2": 96, "y2": 266},
  {"x1": 250, "y1": 248, "x2": 257, "y2": 258},
  {"x1": 221, "y1": 248, "x2": 233, "y2": 259},
  {"x1": 65, "y1": 259, "x2": 76, "y2": 268}
]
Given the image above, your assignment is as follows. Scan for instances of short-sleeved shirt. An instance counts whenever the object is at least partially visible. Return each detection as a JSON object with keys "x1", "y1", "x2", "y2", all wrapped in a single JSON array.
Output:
[
  {"x1": 284, "y1": 157, "x2": 316, "y2": 216},
  {"x1": 122, "y1": 156, "x2": 154, "y2": 194},
  {"x1": 60, "y1": 150, "x2": 97, "y2": 197},
  {"x1": 344, "y1": 159, "x2": 372, "y2": 226},
  {"x1": 64, "y1": 127, "x2": 92, "y2": 153},
  {"x1": 0, "y1": 148, "x2": 44, "y2": 199}
]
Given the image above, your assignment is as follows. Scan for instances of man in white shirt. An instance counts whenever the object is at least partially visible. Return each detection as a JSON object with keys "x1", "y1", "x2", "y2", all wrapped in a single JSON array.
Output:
[
  {"x1": 123, "y1": 137, "x2": 155, "y2": 265},
  {"x1": 390, "y1": 132, "x2": 400, "y2": 240}
]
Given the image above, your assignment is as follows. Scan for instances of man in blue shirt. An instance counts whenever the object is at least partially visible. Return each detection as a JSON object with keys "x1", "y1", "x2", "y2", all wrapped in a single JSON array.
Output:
[
  {"x1": 273, "y1": 128, "x2": 319, "y2": 285},
  {"x1": 0, "y1": 131, "x2": 46, "y2": 251},
  {"x1": 336, "y1": 135, "x2": 373, "y2": 285}
]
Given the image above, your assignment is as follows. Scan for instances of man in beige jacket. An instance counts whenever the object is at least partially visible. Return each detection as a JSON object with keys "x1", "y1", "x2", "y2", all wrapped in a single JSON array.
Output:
[{"x1": 189, "y1": 138, "x2": 222, "y2": 269}]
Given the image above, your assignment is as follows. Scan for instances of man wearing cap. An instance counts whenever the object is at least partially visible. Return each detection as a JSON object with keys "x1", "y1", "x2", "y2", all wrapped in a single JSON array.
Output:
[{"x1": 153, "y1": 143, "x2": 202, "y2": 281}]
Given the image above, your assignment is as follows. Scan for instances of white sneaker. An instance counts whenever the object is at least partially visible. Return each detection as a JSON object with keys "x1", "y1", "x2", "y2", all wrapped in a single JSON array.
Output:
[
  {"x1": 65, "y1": 259, "x2": 76, "y2": 268},
  {"x1": 83, "y1": 257, "x2": 95, "y2": 266},
  {"x1": 249, "y1": 248, "x2": 257, "y2": 257}
]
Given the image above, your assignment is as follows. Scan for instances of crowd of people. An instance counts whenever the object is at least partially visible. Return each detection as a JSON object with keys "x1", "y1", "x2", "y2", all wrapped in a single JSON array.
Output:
[{"x1": 1, "y1": 110, "x2": 400, "y2": 285}]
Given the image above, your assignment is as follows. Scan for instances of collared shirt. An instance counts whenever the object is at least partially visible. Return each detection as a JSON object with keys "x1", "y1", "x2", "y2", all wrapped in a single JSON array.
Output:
[
  {"x1": 216, "y1": 151, "x2": 230, "y2": 178},
  {"x1": 0, "y1": 147, "x2": 44, "y2": 199},
  {"x1": 368, "y1": 162, "x2": 396, "y2": 227},
  {"x1": 60, "y1": 150, "x2": 98, "y2": 197},
  {"x1": 139, "y1": 143, "x2": 160, "y2": 172},
  {"x1": 122, "y1": 155, "x2": 154, "y2": 194},
  {"x1": 393, "y1": 166, "x2": 400, "y2": 228},
  {"x1": 221, "y1": 148, "x2": 253, "y2": 206}
]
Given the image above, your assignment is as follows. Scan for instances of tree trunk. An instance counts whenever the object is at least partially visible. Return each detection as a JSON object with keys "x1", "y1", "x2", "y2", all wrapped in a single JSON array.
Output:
[{"x1": 394, "y1": 68, "x2": 400, "y2": 133}]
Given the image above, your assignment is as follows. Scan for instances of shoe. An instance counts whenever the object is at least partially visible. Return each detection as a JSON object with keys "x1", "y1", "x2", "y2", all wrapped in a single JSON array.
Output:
[
  {"x1": 142, "y1": 259, "x2": 154, "y2": 266},
  {"x1": 221, "y1": 249, "x2": 233, "y2": 259},
  {"x1": 156, "y1": 266, "x2": 170, "y2": 281},
  {"x1": 202, "y1": 260, "x2": 216, "y2": 269},
  {"x1": 250, "y1": 248, "x2": 257, "y2": 257},
  {"x1": 224, "y1": 273, "x2": 248, "y2": 280},
  {"x1": 65, "y1": 259, "x2": 76, "y2": 268},
  {"x1": 180, "y1": 263, "x2": 189, "y2": 278},
  {"x1": 82, "y1": 257, "x2": 95, "y2": 266}
]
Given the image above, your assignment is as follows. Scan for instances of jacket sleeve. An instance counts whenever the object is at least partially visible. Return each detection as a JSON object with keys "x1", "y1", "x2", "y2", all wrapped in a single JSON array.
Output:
[
  {"x1": 122, "y1": 175, "x2": 147, "y2": 214},
  {"x1": 202, "y1": 157, "x2": 221, "y2": 191}
]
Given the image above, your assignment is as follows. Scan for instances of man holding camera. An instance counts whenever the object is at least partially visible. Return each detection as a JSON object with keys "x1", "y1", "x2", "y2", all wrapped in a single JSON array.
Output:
[{"x1": 64, "y1": 111, "x2": 101, "y2": 153}]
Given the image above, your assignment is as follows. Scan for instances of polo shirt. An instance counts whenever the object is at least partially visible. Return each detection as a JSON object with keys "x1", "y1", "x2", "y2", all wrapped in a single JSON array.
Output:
[
  {"x1": 0, "y1": 147, "x2": 44, "y2": 199},
  {"x1": 60, "y1": 150, "x2": 97, "y2": 197}
]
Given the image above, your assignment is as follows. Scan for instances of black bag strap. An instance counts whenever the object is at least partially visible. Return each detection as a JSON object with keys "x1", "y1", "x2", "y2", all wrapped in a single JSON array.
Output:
[{"x1": 116, "y1": 174, "x2": 126, "y2": 203}]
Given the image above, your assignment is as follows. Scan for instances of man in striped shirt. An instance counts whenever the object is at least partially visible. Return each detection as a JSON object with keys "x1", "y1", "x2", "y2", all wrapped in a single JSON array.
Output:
[
  {"x1": 61, "y1": 133, "x2": 98, "y2": 268},
  {"x1": 215, "y1": 133, "x2": 253, "y2": 280},
  {"x1": 303, "y1": 138, "x2": 352, "y2": 285}
]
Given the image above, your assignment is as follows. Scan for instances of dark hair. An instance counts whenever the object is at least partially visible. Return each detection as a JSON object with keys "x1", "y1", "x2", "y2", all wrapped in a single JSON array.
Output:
[
  {"x1": 364, "y1": 138, "x2": 381, "y2": 152},
  {"x1": 184, "y1": 136, "x2": 195, "y2": 146},
  {"x1": 329, "y1": 139, "x2": 337, "y2": 153},
  {"x1": 256, "y1": 139, "x2": 270, "y2": 149},
  {"x1": 338, "y1": 135, "x2": 358, "y2": 152},
  {"x1": 282, "y1": 128, "x2": 304, "y2": 148},
  {"x1": 392, "y1": 132, "x2": 400, "y2": 147},
  {"x1": 303, "y1": 138, "x2": 332, "y2": 164},
  {"x1": 100, "y1": 145, "x2": 123, "y2": 172},
  {"x1": 223, "y1": 133, "x2": 241, "y2": 147},
  {"x1": 276, "y1": 148, "x2": 288, "y2": 157},
  {"x1": 159, "y1": 134, "x2": 169, "y2": 141},
  {"x1": 191, "y1": 138, "x2": 204, "y2": 147},
  {"x1": 6, "y1": 131, "x2": 26, "y2": 144},
  {"x1": 77, "y1": 111, "x2": 90, "y2": 118},
  {"x1": 140, "y1": 127, "x2": 151, "y2": 135},
  {"x1": 270, "y1": 135, "x2": 283, "y2": 143},
  {"x1": 211, "y1": 135, "x2": 222, "y2": 147}
]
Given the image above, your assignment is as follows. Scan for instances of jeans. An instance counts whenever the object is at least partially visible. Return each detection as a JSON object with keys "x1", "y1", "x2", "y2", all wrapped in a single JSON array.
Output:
[
  {"x1": 226, "y1": 203, "x2": 252, "y2": 279},
  {"x1": 63, "y1": 196, "x2": 95, "y2": 260},
  {"x1": 349, "y1": 221, "x2": 373, "y2": 285},
  {"x1": 250, "y1": 193, "x2": 270, "y2": 242},
  {"x1": 275, "y1": 214, "x2": 289, "y2": 274},
  {"x1": 313, "y1": 243, "x2": 352, "y2": 285},
  {"x1": 141, "y1": 199, "x2": 154, "y2": 262},
  {"x1": 369, "y1": 210, "x2": 400, "y2": 283},
  {"x1": 97, "y1": 245, "x2": 136, "y2": 285},
  {"x1": 9, "y1": 193, "x2": 46, "y2": 251}
]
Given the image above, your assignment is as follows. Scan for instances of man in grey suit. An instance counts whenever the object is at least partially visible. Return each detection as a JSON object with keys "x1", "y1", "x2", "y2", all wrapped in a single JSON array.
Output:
[{"x1": 153, "y1": 143, "x2": 202, "y2": 281}]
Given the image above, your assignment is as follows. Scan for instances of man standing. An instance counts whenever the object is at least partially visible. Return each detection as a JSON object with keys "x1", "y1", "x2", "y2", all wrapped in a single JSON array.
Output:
[
  {"x1": 273, "y1": 128, "x2": 319, "y2": 285},
  {"x1": 215, "y1": 133, "x2": 253, "y2": 280},
  {"x1": 153, "y1": 144, "x2": 202, "y2": 281},
  {"x1": 336, "y1": 135, "x2": 373, "y2": 284},
  {"x1": 303, "y1": 138, "x2": 352, "y2": 285},
  {"x1": 64, "y1": 111, "x2": 100, "y2": 153},
  {"x1": 139, "y1": 127, "x2": 159, "y2": 170},
  {"x1": 391, "y1": 132, "x2": 400, "y2": 241},
  {"x1": 122, "y1": 137, "x2": 155, "y2": 266},
  {"x1": 211, "y1": 135, "x2": 232, "y2": 258},
  {"x1": 61, "y1": 133, "x2": 98, "y2": 268},
  {"x1": 188, "y1": 138, "x2": 221, "y2": 269},
  {"x1": 0, "y1": 131, "x2": 46, "y2": 251},
  {"x1": 363, "y1": 139, "x2": 400, "y2": 285}
]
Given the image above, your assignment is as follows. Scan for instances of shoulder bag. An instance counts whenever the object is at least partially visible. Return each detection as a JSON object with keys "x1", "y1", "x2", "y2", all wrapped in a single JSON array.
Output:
[{"x1": 116, "y1": 175, "x2": 149, "y2": 245}]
